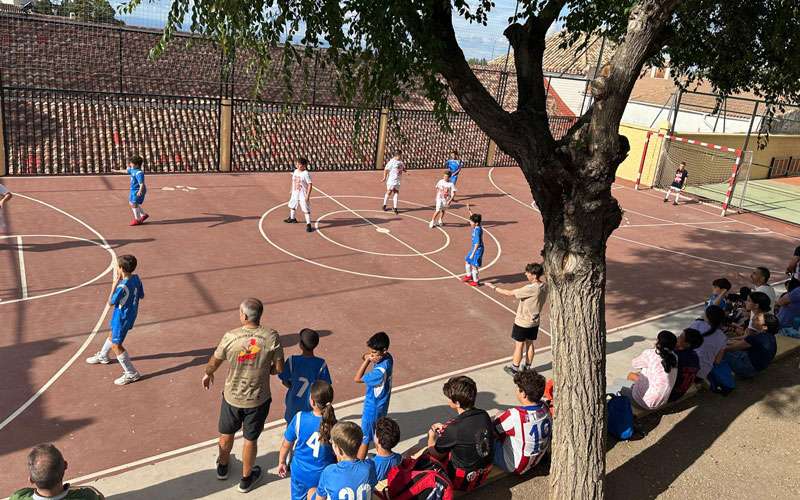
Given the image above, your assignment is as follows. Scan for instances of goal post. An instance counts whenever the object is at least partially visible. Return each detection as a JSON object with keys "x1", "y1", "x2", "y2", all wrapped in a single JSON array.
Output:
[{"x1": 635, "y1": 131, "x2": 751, "y2": 216}]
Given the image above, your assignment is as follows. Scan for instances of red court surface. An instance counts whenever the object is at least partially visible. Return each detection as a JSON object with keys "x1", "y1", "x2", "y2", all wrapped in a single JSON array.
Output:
[{"x1": 1, "y1": 167, "x2": 799, "y2": 493}]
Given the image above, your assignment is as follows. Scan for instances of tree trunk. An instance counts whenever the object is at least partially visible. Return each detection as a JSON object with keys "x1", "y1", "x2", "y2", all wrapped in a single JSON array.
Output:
[
  {"x1": 546, "y1": 247, "x2": 608, "y2": 499},
  {"x1": 519, "y1": 149, "x2": 622, "y2": 499}
]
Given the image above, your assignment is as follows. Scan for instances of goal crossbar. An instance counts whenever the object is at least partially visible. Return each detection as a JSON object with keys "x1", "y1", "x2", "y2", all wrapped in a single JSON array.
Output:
[{"x1": 635, "y1": 131, "x2": 744, "y2": 216}]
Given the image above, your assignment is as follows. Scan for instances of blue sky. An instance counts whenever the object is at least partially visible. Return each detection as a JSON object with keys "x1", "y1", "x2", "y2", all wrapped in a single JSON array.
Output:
[{"x1": 112, "y1": 1, "x2": 563, "y2": 61}]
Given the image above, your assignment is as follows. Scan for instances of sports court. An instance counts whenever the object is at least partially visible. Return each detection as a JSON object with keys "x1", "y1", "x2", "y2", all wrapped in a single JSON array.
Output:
[
  {"x1": 687, "y1": 176, "x2": 800, "y2": 225},
  {"x1": 1, "y1": 166, "x2": 799, "y2": 494}
]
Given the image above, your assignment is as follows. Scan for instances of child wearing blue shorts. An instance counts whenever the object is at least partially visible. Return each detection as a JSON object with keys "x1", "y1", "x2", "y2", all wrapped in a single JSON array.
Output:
[
  {"x1": 354, "y1": 332, "x2": 393, "y2": 459},
  {"x1": 278, "y1": 381, "x2": 337, "y2": 500},
  {"x1": 86, "y1": 254, "x2": 144, "y2": 385},
  {"x1": 113, "y1": 155, "x2": 149, "y2": 226},
  {"x1": 462, "y1": 204, "x2": 484, "y2": 287}
]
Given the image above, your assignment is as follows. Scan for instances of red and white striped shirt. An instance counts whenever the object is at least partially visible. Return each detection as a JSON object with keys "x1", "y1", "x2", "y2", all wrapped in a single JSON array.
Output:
[{"x1": 493, "y1": 404, "x2": 552, "y2": 475}]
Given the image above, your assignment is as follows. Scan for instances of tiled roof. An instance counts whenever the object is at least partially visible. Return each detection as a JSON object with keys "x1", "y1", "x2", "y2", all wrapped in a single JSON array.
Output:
[
  {"x1": 490, "y1": 31, "x2": 615, "y2": 76},
  {"x1": 630, "y1": 75, "x2": 762, "y2": 119}
]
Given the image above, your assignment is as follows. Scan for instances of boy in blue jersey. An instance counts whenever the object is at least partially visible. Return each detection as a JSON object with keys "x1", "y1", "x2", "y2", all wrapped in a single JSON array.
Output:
[
  {"x1": 367, "y1": 416, "x2": 402, "y2": 482},
  {"x1": 354, "y1": 331, "x2": 393, "y2": 459},
  {"x1": 462, "y1": 204, "x2": 484, "y2": 287},
  {"x1": 315, "y1": 422, "x2": 377, "y2": 500},
  {"x1": 445, "y1": 150, "x2": 463, "y2": 197},
  {"x1": 278, "y1": 381, "x2": 337, "y2": 500},
  {"x1": 86, "y1": 254, "x2": 144, "y2": 385},
  {"x1": 112, "y1": 155, "x2": 149, "y2": 226},
  {"x1": 280, "y1": 328, "x2": 333, "y2": 423}
]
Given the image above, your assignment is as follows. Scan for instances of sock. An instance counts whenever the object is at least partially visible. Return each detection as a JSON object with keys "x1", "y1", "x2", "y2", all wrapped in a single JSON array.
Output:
[
  {"x1": 392, "y1": 193, "x2": 398, "y2": 208},
  {"x1": 383, "y1": 193, "x2": 389, "y2": 205},
  {"x1": 131, "y1": 207, "x2": 139, "y2": 219},
  {"x1": 100, "y1": 339, "x2": 113, "y2": 358},
  {"x1": 471, "y1": 267, "x2": 479, "y2": 282},
  {"x1": 139, "y1": 206, "x2": 147, "y2": 217},
  {"x1": 465, "y1": 263, "x2": 471, "y2": 275},
  {"x1": 304, "y1": 212, "x2": 311, "y2": 224},
  {"x1": 117, "y1": 351, "x2": 137, "y2": 375},
  {"x1": 290, "y1": 209, "x2": 296, "y2": 219},
  {"x1": 511, "y1": 363, "x2": 520, "y2": 371}
]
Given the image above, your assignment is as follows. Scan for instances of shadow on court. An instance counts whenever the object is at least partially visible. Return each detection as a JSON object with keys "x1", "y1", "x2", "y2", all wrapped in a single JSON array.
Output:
[
  {"x1": 146, "y1": 213, "x2": 261, "y2": 228},
  {"x1": 0, "y1": 238, "x2": 155, "y2": 252}
]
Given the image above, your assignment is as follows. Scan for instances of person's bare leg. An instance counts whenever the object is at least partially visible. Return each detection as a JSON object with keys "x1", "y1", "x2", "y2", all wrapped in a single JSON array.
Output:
[
  {"x1": 512, "y1": 341, "x2": 524, "y2": 369},
  {"x1": 242, "y1": 438, "x2": 257, "y2": 478},
  {"x1": 218, "y1": 434, "x2": 234, "y2": 466},
  {"x1": 525, "y1": 341, "x2": 535, "y2": 368}
]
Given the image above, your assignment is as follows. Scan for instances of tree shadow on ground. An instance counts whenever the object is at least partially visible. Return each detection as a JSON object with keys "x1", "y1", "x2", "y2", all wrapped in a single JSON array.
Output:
[
  {"x1": 606, "y1": 353, "x2": 800, "y2": 499},
  {"x1": 0, "y1": 238, "x2": 155, "y2": 252},
  {"x1": 133, "y1": 348, "x2": 216, "y2": 382},
  {"x1": 146, "y1": 213, "x2": 260, "y2": 228},
  {"x1": 105, "y1": 451, "x2": 280, "y2": 499}
]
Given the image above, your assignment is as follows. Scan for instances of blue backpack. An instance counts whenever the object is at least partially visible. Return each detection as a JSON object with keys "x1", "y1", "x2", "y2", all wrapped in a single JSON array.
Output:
[
  {"x1": 707, "y1": 361, "x2": 736, "y2": 395},
  {"x1": 607, "y1": 394, "x2": 634, "y2": 440}
]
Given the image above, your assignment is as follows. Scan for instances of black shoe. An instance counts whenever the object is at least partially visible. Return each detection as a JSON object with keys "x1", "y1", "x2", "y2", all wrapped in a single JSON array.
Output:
[
  {"x1": 382, "y1": 205, "x2": 388, "y2": 211},
  {"x1": 238, "y1": 466, "x2": 262, "y2": 493},
  {"x1": 306, "y1": 224, "x2": 313, "y2": 233},
  {"x1": 216, "y1": 461, "x2": 229, "y2": 480},
  {"x1": 663, "y1": 198, "x2": 668, "y2": 203},
  {"x1": 673, "y1": 201, "x2": 678, "y2": 206},
  {"x1": 283, "y1": 217, "x2": 297, "y2": 223},
  {"x1": 503, "y1": 365, "x2": 519, "y2": 377},
  {"x1": 393, "y1": 208, "x2": 399, "y2": 215}
]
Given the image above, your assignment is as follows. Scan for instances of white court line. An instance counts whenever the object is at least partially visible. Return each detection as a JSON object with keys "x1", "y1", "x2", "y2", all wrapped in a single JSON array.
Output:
[
  {"x1": 487, "y1": 168, "x2": 771, "y2": 271},
  {"x1": 0, "y1": 195, "x2": 115, "y2": 433},
  {"x1": 260, "y1": 196, "x2": 503, "y2": 281},
  {"x1": 311, "y1": 186, "x2": 524, "y2": 319},
  {"x1": 16, "y1": 235, "x2": 28, "y2": 299},
  {"x1": 0, "y1": 235, "x2": 115, "y2": 305},
  {"x1": 618, "y1": 221, "x2": 732, "y2": 228}
]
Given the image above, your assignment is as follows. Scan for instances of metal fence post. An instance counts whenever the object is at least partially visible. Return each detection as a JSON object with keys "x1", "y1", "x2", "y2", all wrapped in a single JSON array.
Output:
[
  {"x1": 219, "y1": 98, "x2": 233, "y2": 172},
  {"x1": 374, "y1": 106, "x2": 390, "y2": 169},
  {"x1": 0, "y1": 87, "x2": 6, "y2": 176}
]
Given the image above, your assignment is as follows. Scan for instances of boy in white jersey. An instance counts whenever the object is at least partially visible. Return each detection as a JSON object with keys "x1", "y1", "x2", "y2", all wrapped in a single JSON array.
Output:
[
  {"x1": 381, "y1": 152, "x2": 405, "y2": 215},
  {"x1": 429, "y1": 170, "x2": 456, "y2": 228},
  {"x1": 284, "y1": 157, "x2": 314, "y2": 233},
  {"x1": 493, "y1": 370, "x2": 552, "y2": 475}
]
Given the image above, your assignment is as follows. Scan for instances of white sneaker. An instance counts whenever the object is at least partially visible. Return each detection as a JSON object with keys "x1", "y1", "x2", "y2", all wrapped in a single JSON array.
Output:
[
  {"x1": 114, "y1": 372, "x2": 141, "y2": 385},
  {"x1": 429, "y1": 220, "x2": 435, "y2": 229},
  {"x1": 86, "y1": 352, "x2": 110, "y2": 364}
]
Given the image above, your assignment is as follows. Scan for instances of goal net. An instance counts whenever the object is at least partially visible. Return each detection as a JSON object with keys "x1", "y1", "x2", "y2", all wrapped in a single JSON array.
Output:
[{"x1": 638, "y1": 132, "x2": 753, "y2": 215}]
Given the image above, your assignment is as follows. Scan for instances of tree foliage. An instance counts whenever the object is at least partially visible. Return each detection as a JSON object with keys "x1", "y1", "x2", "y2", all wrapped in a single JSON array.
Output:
[{"x1": 33, "y1": 0, "x2": 124, "y2": 25}]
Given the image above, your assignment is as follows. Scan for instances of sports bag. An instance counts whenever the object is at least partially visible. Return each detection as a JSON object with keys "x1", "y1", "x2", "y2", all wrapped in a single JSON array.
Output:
[
  {"x1": 385, "y1": 455, "x2": 455, "y2": 500},
  {"x1": 607, "y1": 394, "x2": 634, "y2": 440},
  {"x1": 707, "y1": 361, "x2": 736, "y2": 395}
]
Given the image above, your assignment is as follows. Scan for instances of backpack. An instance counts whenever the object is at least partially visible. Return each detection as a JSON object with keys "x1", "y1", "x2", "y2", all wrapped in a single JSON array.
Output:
[
  {"x1": 707, "y1": 361, "x2": 736, "y2": 395},
  {"x1": 385, "y1": 455, "x2": 455, "y2": 500},
  {"x1": 607, "y1": 394, "x2": 634, "y2": 440}
]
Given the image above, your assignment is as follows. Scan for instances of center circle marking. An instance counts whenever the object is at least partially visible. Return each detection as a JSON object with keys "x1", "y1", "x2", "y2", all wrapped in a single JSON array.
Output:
[
  {"x1": 315, "y1": 209, "x2": 450, "y2": 257},
  {"x1": 259, "y1": 195, "x2": 502, "y2": 281}
]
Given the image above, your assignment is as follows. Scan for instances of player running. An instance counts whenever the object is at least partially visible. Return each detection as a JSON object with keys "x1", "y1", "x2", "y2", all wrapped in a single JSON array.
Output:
[
  {"x1": 429, "y1": 170, "x2": 456, "y2": 228},
  {"x1": 445, "y1": 150, "x2": 463, "y2": 200}
]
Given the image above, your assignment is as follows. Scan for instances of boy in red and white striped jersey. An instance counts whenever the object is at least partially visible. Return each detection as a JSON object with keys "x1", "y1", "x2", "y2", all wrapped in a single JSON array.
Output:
[{"x1": 492, "y1": 370, "x2": 552, "y2": 475}]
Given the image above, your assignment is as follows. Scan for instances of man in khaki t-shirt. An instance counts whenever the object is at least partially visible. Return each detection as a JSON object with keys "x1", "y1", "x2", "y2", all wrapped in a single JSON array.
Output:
[
  {"x1": 203, "y1": 298, "x2": 284, "y2": 493},
  {"x1": 487, "y1": 263, "x2": 548, "y2": 376}
]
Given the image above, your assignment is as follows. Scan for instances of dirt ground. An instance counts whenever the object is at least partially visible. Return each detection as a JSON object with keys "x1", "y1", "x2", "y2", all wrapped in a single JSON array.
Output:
[{"x1": 472, "y1": 352, "x2": 800, "y2": 500}]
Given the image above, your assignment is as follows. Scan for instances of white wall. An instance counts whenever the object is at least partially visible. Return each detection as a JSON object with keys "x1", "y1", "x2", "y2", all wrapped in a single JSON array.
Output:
[
  {"x1": 621, "y1": 101, "x2": 760, "y2": 133},
  {"x1": 547, "y1": 77, "x2": 589, "y2": 116}
]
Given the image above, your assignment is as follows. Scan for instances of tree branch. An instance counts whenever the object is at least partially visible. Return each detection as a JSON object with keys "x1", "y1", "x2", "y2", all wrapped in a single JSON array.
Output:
[
  {"x1": 588, "y1": 0, "x2": 681, "y2": 160},
  {"x1": 415, "y1": 1, "x2": 523, "y2": 156}
]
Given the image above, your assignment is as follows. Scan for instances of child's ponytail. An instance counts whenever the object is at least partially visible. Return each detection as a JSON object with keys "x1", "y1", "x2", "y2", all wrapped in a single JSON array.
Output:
[
  {"x1": 310, "y1": 380, "x2": 336, "y2": 444},
  {"x1": 655, "y1": 330, "x2": 678, "y2": 373}
]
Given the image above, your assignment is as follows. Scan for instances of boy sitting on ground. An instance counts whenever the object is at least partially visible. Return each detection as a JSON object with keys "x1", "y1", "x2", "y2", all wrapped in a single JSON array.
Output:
[
  {"x1": 723, "y1": 314, "x2": 779, "y2": 378},
  {"x1": 669, "y1": 328, "x2": 703, "y2": 402},
  {"x1": 708, "y1": 278, "x2": 731, "y2": 309},
  {"x1": 493, "y1": 370, "x2": 552, "y2": 475},
  {"x1": 427, "y1": 376, "x2": 494, "y2": 492}
]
